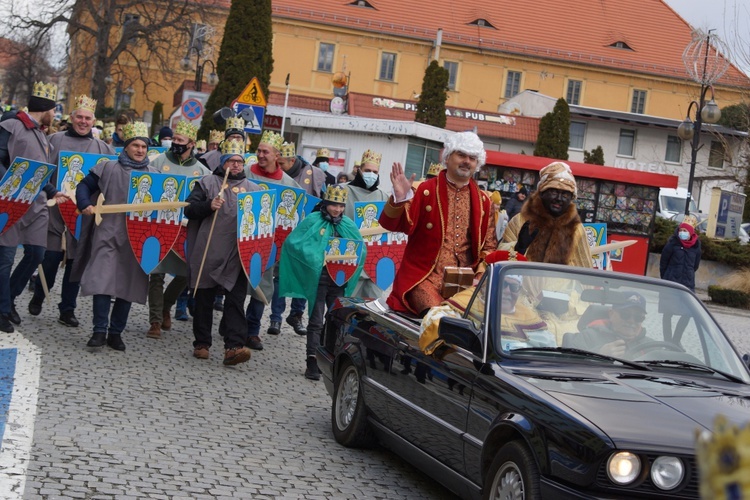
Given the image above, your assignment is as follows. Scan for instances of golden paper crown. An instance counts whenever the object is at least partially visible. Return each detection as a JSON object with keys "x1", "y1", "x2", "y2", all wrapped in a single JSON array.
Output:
[
  {"x1": 73, "y1": 95, "x2": 97, "y2": 113},
  {"x1": 174, "y1": 120, "x2": 198, "y2": 141},
  {"x1": 195, "y1": 139, "x2": 206, "y2": 150},
  {"x1": 225, "y1": 117, "x2": 245, "y2": 133},
  {"x1": 221, "y1": 139, "x2": 246, "y2": 156},
  {"x1": 121, "y1": 121, "x2": 149, "y2": 142},
  {"x1": 280, "y1": 142, "x2": 296, "y2": 158},
  {"x1": 361, "y1": 149, "x2": 382, "y2": 167},
  {"x1": 260, "y1": 130, "x2": 283, "y2": 151},
  {"x1": 101, "y1": 125, "x2": 115, "y2": 140},
  {"x1": 695, "y1": 415, "x2": 750, "y2": 500},
  {"x1": 426, "y1": 163, "x2": 445, "y2": 177},
  {"x1": 94, "y1": 120, "x2": 104, "y2": 128},
  {"x1": 209, "y1": 129, "x2": 223, "y2": 144},
  {"x1": 32, "y1": 81, "x2": 58, "y2": 101},
  {"x1": 316, "y1": 147, "x2": 330, "y2": 158},
  {"x1": 323, "y1": 184, "x2": 348, "y2": 204}
]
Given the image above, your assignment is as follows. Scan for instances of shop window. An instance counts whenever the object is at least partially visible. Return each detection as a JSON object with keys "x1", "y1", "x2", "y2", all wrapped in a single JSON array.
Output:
[
  {"x1": 570, "y1": 122, "x2": 586, "y2": 150},
  {"x1": 317, "y1": 43, "x2": 335, "y2": 72},
  {"x1": 504, "y1": 70, "x2": 522, "y2": 99},
  {"x1": 617, "y1": 129, "x2": 636, "y2": 157},
  {"x1": 406, "y1": 138, "x2": 442, "y2": 179},
  {"x1": 665, "y1": 135, "x2": 682, "y2": 163},
  {"x1": 708, "y1": 140, "x2": 725, "y2": 169}
]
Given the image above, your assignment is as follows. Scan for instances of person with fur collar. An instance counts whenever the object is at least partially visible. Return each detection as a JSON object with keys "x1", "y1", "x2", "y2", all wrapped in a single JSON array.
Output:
[{"x1": 500, "y1": 161, "x2": 593, "y2": 268}]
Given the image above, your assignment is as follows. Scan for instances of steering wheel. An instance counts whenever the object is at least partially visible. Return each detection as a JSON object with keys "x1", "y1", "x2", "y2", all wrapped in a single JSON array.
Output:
[{"x1": 625, "y1": 340, "x2": 685, "y2": 358}]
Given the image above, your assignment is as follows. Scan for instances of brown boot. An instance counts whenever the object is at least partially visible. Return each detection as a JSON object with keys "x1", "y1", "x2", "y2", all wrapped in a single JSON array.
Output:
[
  {"x1": 162, "y1": 309, "x2": 172, "y2": 330},
  {"x1": 147, "y1": 322, "x2": 161, "y2": 339}
]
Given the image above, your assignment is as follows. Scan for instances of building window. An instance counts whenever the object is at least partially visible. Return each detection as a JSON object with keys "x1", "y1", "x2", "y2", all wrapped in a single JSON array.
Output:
[
  {"x1": 665, "y1": 135, "x2": 682, "y2": 163},
  {"x1": 617, "y1": 129, "x2": 636, "y2": 156},
  {"x1": 317, "y1": 43, "x2": 335, "y2": 72},
  {"x1": 631, "y1": 89, "x2": 647, "y2": 114},
  {"x1": 444, "y1": 61, "x2": 458, "y2": 90},
  {"x1": 469, "y1": 18, "x2": 496, "y2": 29},
  {"x1": 708, "y1": 140, "x2": 725, "y2": 168},
  {"x1": 504, "y1": 70, "x2": 522, "y2": 99},
  {"x1": 569, "y1": 122, "x2": 586, "y2": 150},
  {"x1": 406, "y1": 138, "x2": 442, "y2": 179},
  {"x1": 566, "y1": 80, "x2": 582, "y2": 105},
  {"x1": 379, "y1": 52, "x2": 396, "y2": 81}
]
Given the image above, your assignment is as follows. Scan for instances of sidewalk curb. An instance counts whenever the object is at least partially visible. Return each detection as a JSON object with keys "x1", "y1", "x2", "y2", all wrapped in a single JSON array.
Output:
[{"x1": 701, "y1": 300, "x2": 750, "y2": 318}]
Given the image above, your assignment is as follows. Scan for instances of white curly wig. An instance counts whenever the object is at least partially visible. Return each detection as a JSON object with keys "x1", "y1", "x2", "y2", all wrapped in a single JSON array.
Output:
[{"x1": 441, "y1": 131, "x2": 486, "y2": 167}]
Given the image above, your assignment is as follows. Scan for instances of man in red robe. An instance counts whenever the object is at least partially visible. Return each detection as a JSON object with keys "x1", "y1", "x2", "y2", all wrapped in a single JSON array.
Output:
[{"x1": 379, "y1": 131, "x2": 498, "y2": 315}]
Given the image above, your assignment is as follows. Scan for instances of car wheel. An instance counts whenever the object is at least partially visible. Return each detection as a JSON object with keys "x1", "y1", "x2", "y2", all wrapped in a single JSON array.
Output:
[
  {"x1": 483, "y1": 441, "x2": 540, "y2": 500},
  {"x1": 331, "y1": 359, "x2": 374, "y2": 448}
]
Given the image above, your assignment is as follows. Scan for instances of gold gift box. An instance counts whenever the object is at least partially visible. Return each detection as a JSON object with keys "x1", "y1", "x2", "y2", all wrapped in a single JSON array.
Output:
[{"x1": 441, "y1": 266, "x2": 474, "y2": 299}]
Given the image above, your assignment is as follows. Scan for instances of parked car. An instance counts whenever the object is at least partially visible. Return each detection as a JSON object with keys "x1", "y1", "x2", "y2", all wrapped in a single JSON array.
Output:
[
  {"x1": 318, "y1": 262, "x2": 750, "y2": 499},
  {"x1": 695, "y1": 219, "x2": 749, "y2": 244}
]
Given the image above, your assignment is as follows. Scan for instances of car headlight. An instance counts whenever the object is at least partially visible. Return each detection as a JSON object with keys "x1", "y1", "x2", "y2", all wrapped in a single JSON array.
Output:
[
  {"x1": 651, "y1": 456, "x2": 684, "y2": 490},
  {"x1": 607, "y1": 452, "x2": 641, "y2": 485}
]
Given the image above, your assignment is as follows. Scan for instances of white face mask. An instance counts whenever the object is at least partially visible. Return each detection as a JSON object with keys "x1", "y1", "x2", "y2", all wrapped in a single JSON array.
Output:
[
  {"x1": 362, "y1": 171, "x2": 378, "y2": 188},
  {"x1": 318, "y1": 161, "x2": 329, "y2": 172},
  {"x1": 161, "y1": 139, "x2": 172, "y2": 149}
]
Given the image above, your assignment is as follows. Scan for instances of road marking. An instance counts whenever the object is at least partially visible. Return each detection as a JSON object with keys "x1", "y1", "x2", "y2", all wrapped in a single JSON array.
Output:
[{"x1": 0, "y1": 331, "x2": 42, "y2": 498}]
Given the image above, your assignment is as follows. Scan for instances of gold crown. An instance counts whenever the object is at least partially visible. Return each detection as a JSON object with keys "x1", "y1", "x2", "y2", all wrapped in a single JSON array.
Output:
[
  {"x1": 260, "y1": 130, "x2": 283, "y2": 151},
  {"x1": 221, "y1": 138, "x2": 246, "y2": 156},
  {"x1": 280, "y1": 142, "x2": 296, "y2": 158},
  {"x1": 225, "y1": 117, "x2": 245, "y2": 133},
  {"x1": 361, "y1": 149, "x2": 382, "y2": 167},
  {"x1": 695, "y1": 415, "x2": 750, "y2": 499},
  {"x1": 121, "y1": 121, "x2": 149, "y2": 142},
  {"x1": 94, "y1": 120, "x2": 104, "y2": 128},
  {"x1": 426, "y1": 163, "x2": 445, "y2": 177},
  {"x1": 101, "y1": 125, "x2": 115, "y2": 140},
  {"x1": 316, "y1": 147, "x2": 330, "y2": 158},
  {"x1": 195, "y1": 139, "x2": 206, "y2": 150},
  {"x1": 174, "y1": 120, "x2": 198, "y2": 141},
  {"x1": 323, "y1": 184, "x2": 348, "y2": 204},
  {"x1": 209, "y1": 130, "x2": 223, "y2": 143},
  {"x1": 32, "y1": 81, "x2": 58, "y2": 101},
  {"x1": 73, "y1": 95, "x2": 97, "y2": 113}
]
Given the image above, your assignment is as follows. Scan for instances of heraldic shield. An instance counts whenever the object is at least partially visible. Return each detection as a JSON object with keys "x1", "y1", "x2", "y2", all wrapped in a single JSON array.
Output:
[
  {"x1": 237, "y1": 190, "x2": 277, "y2": 288},
  {"x1": 325, "y1": 237, "x2": 364, "y2": 286},
  {"x1": 353, "y1": 201, "x2": 408, "y2": 291},
  {"x1": 257, "y1": 182, "x2": 307, "y2": 264},
  {"x1": 172, "y1": 176, "x2": 200, "y2": 263},
  {"x1": 126, "y1": 172, "x2": 186, "y2": 274},
  {"x1": 0, "y1": 157, "x2": 56, "y2": 235},
  {"x1": 56, "y1": 151, "x2": 117, "y2": 239}
]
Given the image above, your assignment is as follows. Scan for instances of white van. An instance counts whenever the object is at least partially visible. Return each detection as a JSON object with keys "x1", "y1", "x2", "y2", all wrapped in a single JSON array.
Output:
[{"x1": 656, "y1": 187, "x2": 701, "y2": 221}]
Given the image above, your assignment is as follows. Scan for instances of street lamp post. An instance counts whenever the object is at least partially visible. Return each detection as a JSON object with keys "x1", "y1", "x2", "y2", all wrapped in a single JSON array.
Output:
[
  {"x1": 180, "y1": 47, "x2": 218, "y2": 92},
  {"x1": 676, "y1": 29, "x2": 729, "y2": 216}
]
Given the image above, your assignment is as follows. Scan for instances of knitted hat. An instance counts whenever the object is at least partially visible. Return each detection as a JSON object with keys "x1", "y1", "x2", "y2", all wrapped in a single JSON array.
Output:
[
  {"x1": 158, "y1": 126, "x2": 173, "y2": 142},
  {"x1": 679, "y1": 222, "x2": 696, "y2": 237},
  {"x1": 537, "y1": 162, "x2": 577, "y2": 198}
]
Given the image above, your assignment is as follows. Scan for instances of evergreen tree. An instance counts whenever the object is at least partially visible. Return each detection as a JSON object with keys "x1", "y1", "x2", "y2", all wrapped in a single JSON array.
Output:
[
  {"x1": 198, "y1": 0, "x2": 274, "y2": 148},
  {"x1": 583, "y1": 145, "x2": 605, "y2": 165},
  {"x1": 150, "y1": 101, "x2": 164, "y2": 138},
  {"x1": 533, "y1": 98, "x2": 571, "y2": 160},
  {"x1": 414, "y1": 60, "x2": 449, "y2": 128}
]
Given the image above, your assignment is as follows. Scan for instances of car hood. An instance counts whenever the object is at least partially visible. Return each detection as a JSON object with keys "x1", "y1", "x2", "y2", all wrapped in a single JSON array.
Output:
[{"x1": 513, "y1": 368, "x2": 750, "y2": 452}]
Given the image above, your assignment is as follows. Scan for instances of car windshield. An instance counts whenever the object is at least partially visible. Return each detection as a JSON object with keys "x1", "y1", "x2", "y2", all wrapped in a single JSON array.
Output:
[
  {"x1": 662, "y1": 195, "x2": 697, "y2": 213},
  {"x1": 492, "y1": 264, "x2": 750, "y2": 383}
]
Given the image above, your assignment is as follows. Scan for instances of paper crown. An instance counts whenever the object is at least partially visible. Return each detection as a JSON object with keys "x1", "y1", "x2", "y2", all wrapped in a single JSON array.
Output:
[
  {"x1": 316, "y1": 147, "x2": 330, "y2": 158},
  {"x1": 323, "y1": 184, "x2": 348, "y2": 204},
  {"x1": 73, "y1": 95, "x2": 97, "y2": 113},
  {"x1": 280, "y1": 142, "x2": 296, "y2": 158},
  {"x1": 195, "y1": 139, "x2": 206, "y2": 150},
  {"x1": 32, "y1": 81, "x2": 58, "y2": 101},
  {"x1": 94, "y1": 120, "x2": 104, "y2": 128},
  {"x1": 221, "y1": 138, "x2": 246, "y2": 156},
  {"x1": 174, "y1": 120, "x2": 198, "y2": 141},
  {"x1": 361, "y1": 149, "x2": 382, "y2": 167},
  {"x1": 426, "y1": 163, "x2": 445, "y2": 177},
  {"x1": 695, "y1": 415, "x2": 750, "y2": 500},
  {"x1": 260, "y1": 130, "x2": 284, "y2": 151},
  {"x1": 209, "y1": 129, "x2": 223, "y2": 144},
  {"x1": 225, "y1": 117, "x2": 245, "y2": 133},
  {"x1": 121, "y1": 121, "x2": 149, "y2": 142},
  {"x1": 101, "y1": 125, "x2": 115, "y2": 140}
]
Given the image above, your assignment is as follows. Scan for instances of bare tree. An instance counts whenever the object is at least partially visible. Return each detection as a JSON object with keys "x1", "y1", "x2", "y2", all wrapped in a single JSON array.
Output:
[
  {"x1": 0, "y1": 34, "x2": 56, "y2": 105},
  {"x1": 3, "y1": 0, "x2": 215, "y2": 115}
]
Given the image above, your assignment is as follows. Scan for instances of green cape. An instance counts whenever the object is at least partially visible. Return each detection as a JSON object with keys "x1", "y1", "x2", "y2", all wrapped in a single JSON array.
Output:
[{"x1": 279, "y1": 212, "x2": 366, "y2": 315}]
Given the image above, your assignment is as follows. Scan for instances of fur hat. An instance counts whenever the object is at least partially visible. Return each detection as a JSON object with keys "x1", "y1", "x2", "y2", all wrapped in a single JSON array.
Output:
[{"x1": 537, "y1": 162, "x2": 577, "y2": 198}]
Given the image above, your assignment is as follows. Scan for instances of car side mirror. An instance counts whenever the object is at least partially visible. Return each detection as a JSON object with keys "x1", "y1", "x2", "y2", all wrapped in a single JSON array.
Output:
[{"x1": 438, "y1": 316, "x2": 483, "y2": 357}]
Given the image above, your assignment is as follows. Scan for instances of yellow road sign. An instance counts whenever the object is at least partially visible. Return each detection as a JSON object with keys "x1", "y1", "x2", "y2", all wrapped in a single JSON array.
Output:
[{"x1": 235, "y1": 77, "x2": 266, "y2": 107}]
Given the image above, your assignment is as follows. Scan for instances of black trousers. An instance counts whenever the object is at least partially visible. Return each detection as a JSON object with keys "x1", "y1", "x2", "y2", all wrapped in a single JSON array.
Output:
[{"x1": 193, "y1": 272, "x2": 248, "y2": 350}]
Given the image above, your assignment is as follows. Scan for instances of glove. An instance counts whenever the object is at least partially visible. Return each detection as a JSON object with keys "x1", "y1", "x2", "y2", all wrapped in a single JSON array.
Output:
[{"x1": 514, "y1": 221, "x2": 538, "y2": 255}]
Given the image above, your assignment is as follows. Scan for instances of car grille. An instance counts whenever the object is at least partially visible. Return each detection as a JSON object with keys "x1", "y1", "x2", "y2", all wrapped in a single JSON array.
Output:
[{"x1": 595, "y1": 455, "x2": 699, "y2": 498}]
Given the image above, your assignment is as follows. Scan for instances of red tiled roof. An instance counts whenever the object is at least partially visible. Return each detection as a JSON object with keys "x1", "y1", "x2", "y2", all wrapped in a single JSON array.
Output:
[
  {"x1": 272, "y1": 0, "x2": 750, "y2": 88},
  {"x1": 268, "y1": 91, "x2": 331, "y2": 112}
]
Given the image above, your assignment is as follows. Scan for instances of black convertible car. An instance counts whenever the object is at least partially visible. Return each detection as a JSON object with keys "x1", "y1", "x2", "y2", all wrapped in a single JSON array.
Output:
[{"x1": 317, "y1": 262, "x2": 750, "y2": 499}]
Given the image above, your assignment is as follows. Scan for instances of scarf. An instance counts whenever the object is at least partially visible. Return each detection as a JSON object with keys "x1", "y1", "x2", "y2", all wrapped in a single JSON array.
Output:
[
  {"x1": 118, "y1": 150, "x2": 150, "y2": 170},
  {"x1": 320, "y1": 203, "x2": 343, "y2": 225},
  {"x1": 66, "y1": 127, "x2": 94, "y2": 139},
  {"x1": 250, "y1": 162, "x2": 284, "y2": 180}
]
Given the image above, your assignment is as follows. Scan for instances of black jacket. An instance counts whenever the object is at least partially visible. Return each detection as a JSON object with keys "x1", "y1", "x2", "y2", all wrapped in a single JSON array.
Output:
[{"x1": 659, "y1": 234, "x2": 701, "y2": 291}]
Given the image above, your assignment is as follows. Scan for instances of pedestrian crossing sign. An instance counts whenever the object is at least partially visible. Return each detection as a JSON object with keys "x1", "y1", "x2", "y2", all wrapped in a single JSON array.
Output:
[{"x1": 235, "y1": 77, "x2": 266, "y2": 107}]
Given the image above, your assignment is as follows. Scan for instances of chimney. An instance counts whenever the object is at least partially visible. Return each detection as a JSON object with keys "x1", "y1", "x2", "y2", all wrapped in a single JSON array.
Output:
[{"x1": 434, "y1": 28, "x2": 443, "y2": 61}]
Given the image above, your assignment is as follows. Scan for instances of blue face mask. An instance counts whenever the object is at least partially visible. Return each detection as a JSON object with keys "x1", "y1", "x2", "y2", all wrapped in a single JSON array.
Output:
[
  {"x1": 362, "y1": 171, "x2": 378, "y2": 188},
  {"x1": 678, "y1": 231, "x2": 690, "y2": 241},
  {"x1": 318, "y1": 162, "x2": 329, "y2": 172}
]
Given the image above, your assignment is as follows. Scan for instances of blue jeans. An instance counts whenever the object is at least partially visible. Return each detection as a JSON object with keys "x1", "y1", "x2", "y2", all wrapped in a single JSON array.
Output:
[
  {"x1": 92, "y1": 294, "x2": 132, "y2": 335},
  {"x1": 245, "y1": 297, "x2": 265, "y2": 337},
  {"x1": 0, "y1": 245, "x2": 17, "y2": 315},
  {"x1": 270, "y1": 274, "x2": 305, "y2": 322},
  {"x1": 32, "y1": 250, "x2": 80, "y2": 313}
]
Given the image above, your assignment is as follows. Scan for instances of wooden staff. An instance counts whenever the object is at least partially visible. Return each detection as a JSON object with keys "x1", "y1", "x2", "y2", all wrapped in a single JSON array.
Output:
[
  {"x1": 359, "y1": 226, "x2": 390, "y2": 237},
  {"x1": 324, "y1": 254, "x2": 358, "y2": 262},
  {"x1": 90, "y1": 195, "x2": 188, "y2": 226},
  {"x1": 590, "y1": 239, "x2": 637, "y2": 255},
  {"x1": 37, "y1": 264, "x2": 50, "y2": 303}
]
